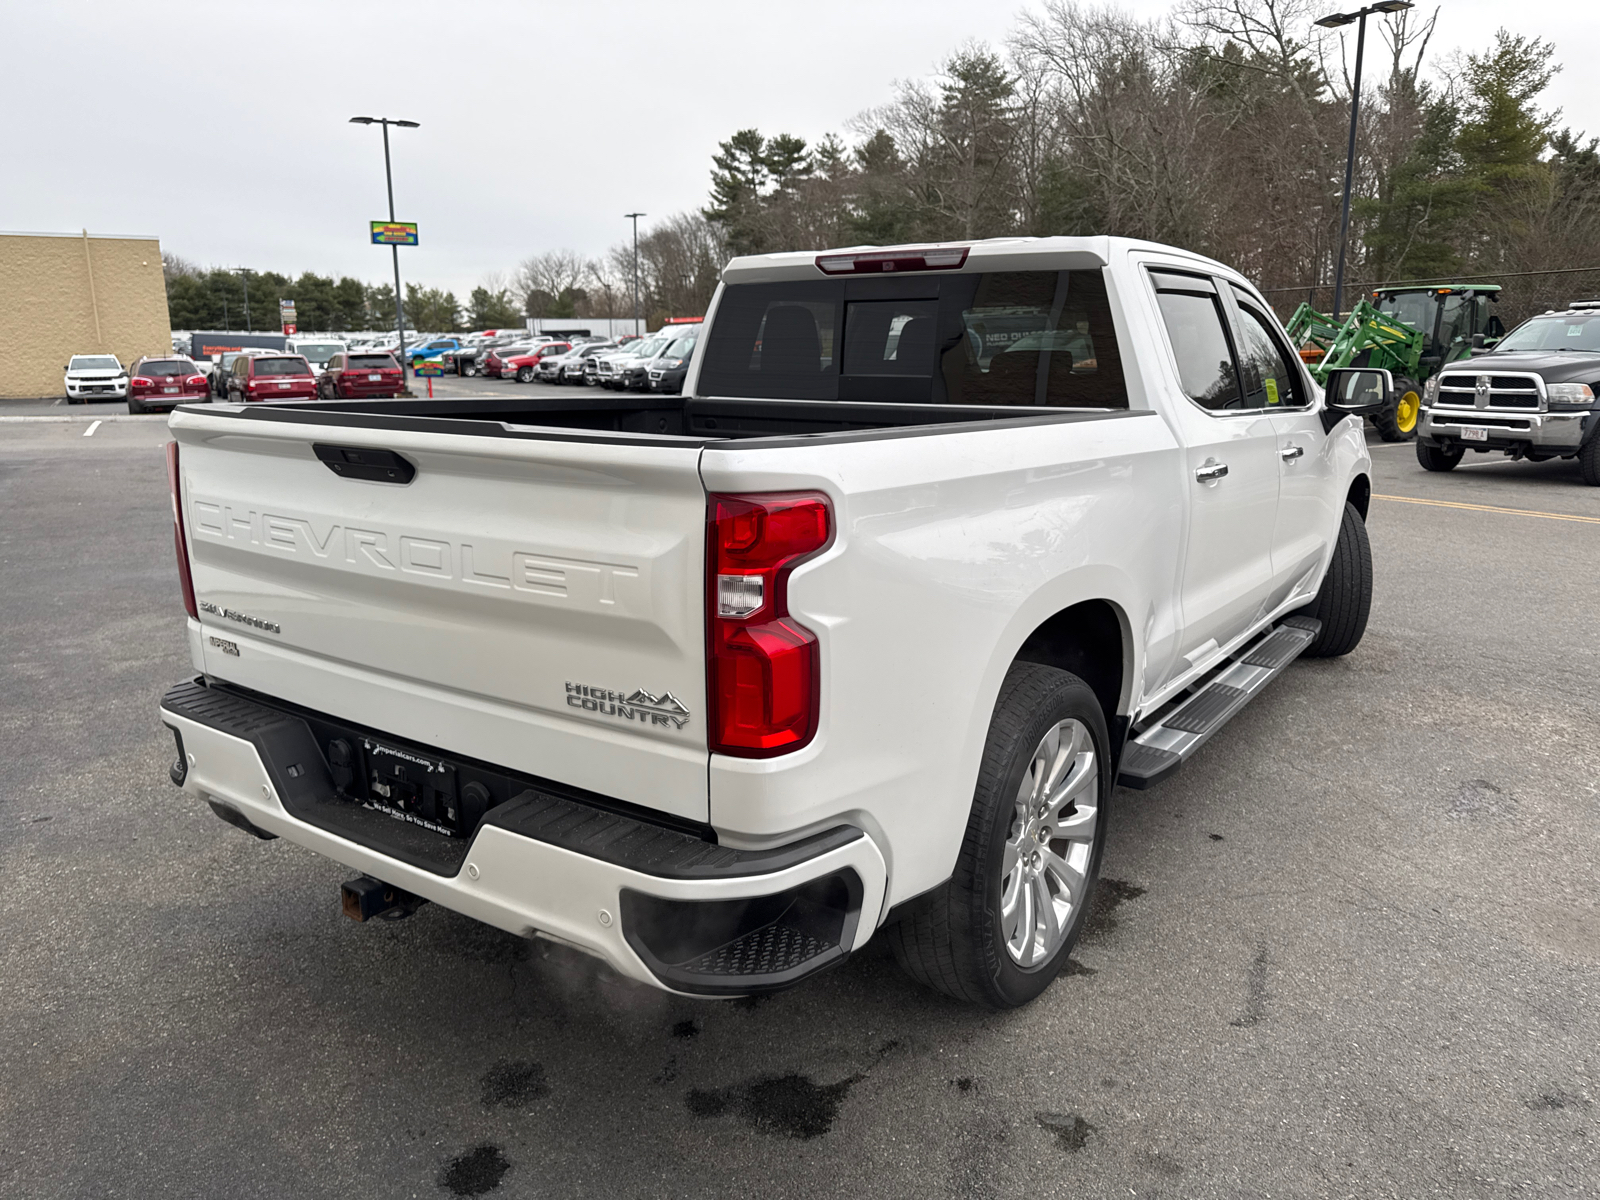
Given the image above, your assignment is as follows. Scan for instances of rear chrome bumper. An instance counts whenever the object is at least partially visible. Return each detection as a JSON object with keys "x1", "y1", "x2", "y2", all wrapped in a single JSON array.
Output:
[{"x1": 159, "y1": 679, "x2": 886, "y2": 995}]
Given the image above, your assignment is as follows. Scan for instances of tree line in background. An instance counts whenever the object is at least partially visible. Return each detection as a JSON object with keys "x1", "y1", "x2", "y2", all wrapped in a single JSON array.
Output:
[
  {"x1": 690, "y1": 0, "x2": 1598, "y2": 304},
  {"x1": 165, "y1": 0, "x2": 1599, "y2": 334},
  {"x1": 162, "y1": 259, "x2": 523, "y2": 333}
]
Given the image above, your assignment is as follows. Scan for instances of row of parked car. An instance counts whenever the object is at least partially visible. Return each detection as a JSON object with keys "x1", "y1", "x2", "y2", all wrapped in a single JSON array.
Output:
[
  {"x1": 473, "y1": 323, "x2": 702, "y2": 393},
  {"x1": 63, "y1": 321, "x2": 702, "y2": 413}
]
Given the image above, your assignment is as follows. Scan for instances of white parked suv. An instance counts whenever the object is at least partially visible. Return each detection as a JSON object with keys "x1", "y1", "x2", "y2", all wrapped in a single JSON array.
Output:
[
  {"x1": 63, "y1": 354, "x2": 128, "y2": 402},
  {"x1": 158, "y1": 237, "x2": 1388, "y2": 1007}
]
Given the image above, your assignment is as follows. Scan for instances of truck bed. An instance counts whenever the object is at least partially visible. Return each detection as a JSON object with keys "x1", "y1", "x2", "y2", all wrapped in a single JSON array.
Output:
[{"x1": 190, "y1": 394, "x2": 1133, "y2": 445}]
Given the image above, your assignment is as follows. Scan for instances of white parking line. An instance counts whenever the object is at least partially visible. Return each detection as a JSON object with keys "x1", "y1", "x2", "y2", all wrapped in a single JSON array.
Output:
[{"x1": 83, "y1": 420, "x2": 101, "y2": 437}]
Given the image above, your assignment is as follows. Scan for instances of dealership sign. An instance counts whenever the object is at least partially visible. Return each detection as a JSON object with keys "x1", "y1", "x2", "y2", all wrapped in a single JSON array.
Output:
[{"x1": 371, "y1": 221, "x2": 419, "y2": 246}]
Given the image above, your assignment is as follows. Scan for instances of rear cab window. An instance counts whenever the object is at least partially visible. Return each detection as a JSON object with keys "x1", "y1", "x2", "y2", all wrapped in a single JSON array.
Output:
[{"x1": 698, "y1": 269, "x2": 1128, "y2": 408}]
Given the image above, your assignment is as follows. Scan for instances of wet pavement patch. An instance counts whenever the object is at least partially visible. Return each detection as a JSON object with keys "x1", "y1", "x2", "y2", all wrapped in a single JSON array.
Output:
[
  {"x1": 1208, "y1": 832, "x2": 1224, "y2": 841},
  {"x1": 1229, "y1": 943, "x2": 1270, "y2": 1028},
  {"x1": 1449, "y1": 778, "x2": 1514, "y2": 819},
  {"x1": 671, "y1": 1019, "x2": 699, "y2": 1039},
  {"x1": 1082, "y1": 878, "x2": 1147, "y2": 940},
  {"x1": 1527, "y1": 1089, "x2": 1590, "y2": 1111},
  {"x1": 686, "y1": 1073, "x2": 864, "y2": 1139},
  {"x1": 440, "y1": 1144, "x2": 510, "y2": 1196},
  {"x1": 1061, "y1": 958, "x2": 1098, "y2": 977},
  {"x1": 480, "y1": 1060, "x2": 547, "y2": 1108},
  {"x1": 951, "y1": 1076, "x2": 975, "y2": 1092},
  {"x1": 1036, "y1": 1112, "x2": 1094, "y2": 1152}
]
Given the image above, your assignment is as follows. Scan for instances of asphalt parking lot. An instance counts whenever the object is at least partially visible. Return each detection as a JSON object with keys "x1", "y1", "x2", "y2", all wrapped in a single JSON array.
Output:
[{"x1": 2, "y1": 397, "x2": 1597, "y2": 1199}]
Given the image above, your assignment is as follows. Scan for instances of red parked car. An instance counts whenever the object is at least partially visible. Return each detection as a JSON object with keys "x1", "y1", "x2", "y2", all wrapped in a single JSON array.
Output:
[
  {"x1": 128, "y1": 357, "x2": 209, "y2": 414},
  {"x1": 491, "y1": 341, "x2": 570, "y2": 382},
  {"x1": 227, "y1": 354, "x2": 318, "y2": 402},
  {"x1": 318, "y1": 351, "x2": 404, "y2": 400}
]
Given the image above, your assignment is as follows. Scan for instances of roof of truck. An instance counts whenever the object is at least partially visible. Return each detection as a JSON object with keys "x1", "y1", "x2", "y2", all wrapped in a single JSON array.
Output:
[{"x1": 720, "y1": 236, "x2": 1233, "y2": 286}]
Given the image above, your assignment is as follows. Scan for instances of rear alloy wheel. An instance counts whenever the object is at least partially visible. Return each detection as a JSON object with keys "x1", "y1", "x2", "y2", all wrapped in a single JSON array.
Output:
[
  {"x1": 463, "y1": 362, "x2": 478, "y2": 377},
  {"x1": 516, "y1": 366, "x2": 534, "y2": 383},
  {"x1": 1416, "y1": 441, "x2": 1463, "y2": 472},
  {"x1": 126, "y1": 396, "x2": 145, "y2": 414},
  {"x1": 887, "y1": 664, "x2": 1108, "y2": 1008},
  {"x1": 1373, "y1": 376, "x2": 1422, "y2": 442}
]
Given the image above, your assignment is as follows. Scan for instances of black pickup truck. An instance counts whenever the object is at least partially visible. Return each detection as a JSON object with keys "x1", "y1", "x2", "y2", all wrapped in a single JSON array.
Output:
[{"x1": 1417, "y1": 301, "x2": 1600, "y2": 484}]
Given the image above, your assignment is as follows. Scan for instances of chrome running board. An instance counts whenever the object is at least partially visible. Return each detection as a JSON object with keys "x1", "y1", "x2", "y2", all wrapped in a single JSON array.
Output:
[{"x1": 1117, "y1": 616, "x2": 1321, "y2": 789}]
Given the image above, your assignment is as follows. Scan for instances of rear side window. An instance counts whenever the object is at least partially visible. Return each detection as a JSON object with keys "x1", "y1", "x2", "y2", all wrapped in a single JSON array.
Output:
[
  {"x1": 942, "y1": 271, "x2": 1125, "y2": 408},
  {"x1": 1230, "y1": 292, "x2": 1306, "y2": 409},
  {"x1": 141, "y1": 360, "x2": 193, "y2": 378},
  {"x1": 349, "y1": 354, "x2": 396, "y2": 369},
  {"x1": 699, "y1": 270, "x2": 1126, "y2": 407},
  {"x1": 254, "y1": 357, "x2": 311, "y2": 376},
  {"x1": 1153, "y1": 285, "x2": 1242, "y2": 411}
]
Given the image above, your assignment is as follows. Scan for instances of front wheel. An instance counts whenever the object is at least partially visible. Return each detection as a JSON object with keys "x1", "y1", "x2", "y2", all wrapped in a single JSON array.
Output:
[
  {"x1": 516, "y1": 366, "x2": 534, "y2": 383},
  {"x1": 1416, "y1": 441, "x2": 1463, "y2": 472},
  {"x1": 1298, "y1": 501, "x2": 1372, "y2": 658},
  {"x1": 1373, "y1": 376, "x2": 1422, "y2": 442},
  {"x1": 1579, "y1": 436, "x2": 1600, "y2": 487},
  {"x1": 887, "y1": 663, "x2": 1109, "y2": 1008}
]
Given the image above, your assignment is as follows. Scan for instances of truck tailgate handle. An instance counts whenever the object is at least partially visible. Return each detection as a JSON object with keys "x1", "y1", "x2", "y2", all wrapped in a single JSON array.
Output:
[
  {"x1": 313, "y1": 443, "x2": 416, "y2": 484},
  {"x1": 1194, "y1": 460, "x2": 1229, "y2": 482}
]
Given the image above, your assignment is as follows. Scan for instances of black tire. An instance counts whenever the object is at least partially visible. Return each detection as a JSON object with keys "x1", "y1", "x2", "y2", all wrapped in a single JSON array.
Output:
[
  {"x1": 126, "y1": 396, "x2": 145, "y2": 414},
  {"x1": 516, "y1": 366, "x2": 534, "y2": 383},
  {"x1": 1580, "y1": 436, "x2": 1600, "y2": 487},
  {"x1": 1416, "y1": 441, "x2": 1463, "y2": 472},
  {"x1": 1298, "y1": 501, "x2": 1372, "y2": 658},
  {"x1": 463, "y1": 362, "x2": 478, "y2": 377},
  {"x1": 887, "y1": 663, "x2": 1111, "y2": 1008},
  {"x1": 1372, "y1": 376, "x2": 1422, "y2": 442}
]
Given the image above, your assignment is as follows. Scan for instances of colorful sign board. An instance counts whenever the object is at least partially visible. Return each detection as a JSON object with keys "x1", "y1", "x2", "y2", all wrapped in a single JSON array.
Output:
[
  {"x1": 412, "y1": 360, "x2": 447, "y2": 377},
  {"x1": 371, "y1": 221, "x2": 419, "y2": 246}
]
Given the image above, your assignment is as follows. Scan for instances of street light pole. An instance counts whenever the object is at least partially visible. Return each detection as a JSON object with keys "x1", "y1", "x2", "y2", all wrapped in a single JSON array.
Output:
[
  {"x1": 351, "y1": 116, "x2": 420, "y2": 376},
  {"x1": 230, "y1": 267, "x2": 252, "y2": 332},
  {"x1": 625, "y1": 212, "x2": 645, "y2": 337},
  {"x1": 1318, "y1": 1, "x2": 1413, "y2": 319}
]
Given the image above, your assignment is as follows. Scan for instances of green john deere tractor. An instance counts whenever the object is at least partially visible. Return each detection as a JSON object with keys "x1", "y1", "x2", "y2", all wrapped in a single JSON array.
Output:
[{"x1": 1285, "y1": 284, "x2": 1505, "y2": 440}]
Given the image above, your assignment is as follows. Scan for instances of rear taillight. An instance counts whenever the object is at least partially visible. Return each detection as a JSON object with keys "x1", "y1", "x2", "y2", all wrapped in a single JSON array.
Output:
[
  {"x1": 165, "y1": 441, "x2": 198, "y2": 619},
  {"x1": 132, "y1": 376, "x2": 154, "y2": 388},
  {"x1": 184, "y1": 374, "x2": 206, "y2": 389},
  {"x1": 706, "y1": 492, "x2": 831, "y2": 757}
]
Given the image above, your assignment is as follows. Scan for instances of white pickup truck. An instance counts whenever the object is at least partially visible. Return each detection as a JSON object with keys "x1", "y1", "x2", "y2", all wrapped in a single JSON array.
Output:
[{"x1": 159, "y1": 237, "x2": 1387, "y2": 1008}]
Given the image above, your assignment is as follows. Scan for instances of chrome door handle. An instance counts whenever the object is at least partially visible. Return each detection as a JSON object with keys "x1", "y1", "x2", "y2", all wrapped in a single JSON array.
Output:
[
  {"x1": 1280, "y1": 444, "x2": 1304, "y2": 461},
  {"x1": 1195, "y1": 461, "x2": 1229, "y2": 482}
]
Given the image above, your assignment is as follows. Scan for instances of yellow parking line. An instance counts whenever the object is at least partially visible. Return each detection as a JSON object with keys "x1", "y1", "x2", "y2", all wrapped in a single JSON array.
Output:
[{"x1": 1373, "y1": 493, "x2": 1600, "y2": 525}]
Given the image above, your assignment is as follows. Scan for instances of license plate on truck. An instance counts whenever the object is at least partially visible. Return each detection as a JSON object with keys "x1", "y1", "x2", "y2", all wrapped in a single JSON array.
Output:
[{"x1": 1461, "y1": 427, "x2": 1488, "y2": 442}]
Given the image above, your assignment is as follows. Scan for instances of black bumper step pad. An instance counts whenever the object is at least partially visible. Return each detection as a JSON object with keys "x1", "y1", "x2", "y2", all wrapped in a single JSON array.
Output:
[{"x1": 161, "y1": 678, "x2": 859, "y2": 879}]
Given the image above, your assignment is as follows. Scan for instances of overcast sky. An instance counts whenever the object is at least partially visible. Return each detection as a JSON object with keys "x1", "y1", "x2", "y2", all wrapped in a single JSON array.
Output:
[{"x1": 3, "y1": 0, "x2": 1593, "y2": 299}]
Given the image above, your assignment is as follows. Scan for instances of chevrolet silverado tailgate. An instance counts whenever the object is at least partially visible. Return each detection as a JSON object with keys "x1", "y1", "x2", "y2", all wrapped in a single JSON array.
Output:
[{"x1": 168, "y1": 407, "x2": 709, "y2": 822}]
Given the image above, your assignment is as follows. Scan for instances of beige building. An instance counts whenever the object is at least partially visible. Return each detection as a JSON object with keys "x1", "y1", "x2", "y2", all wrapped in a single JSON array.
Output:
[{"x1": 0, "y1": 230, "x2": 172, "y2": 400}]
